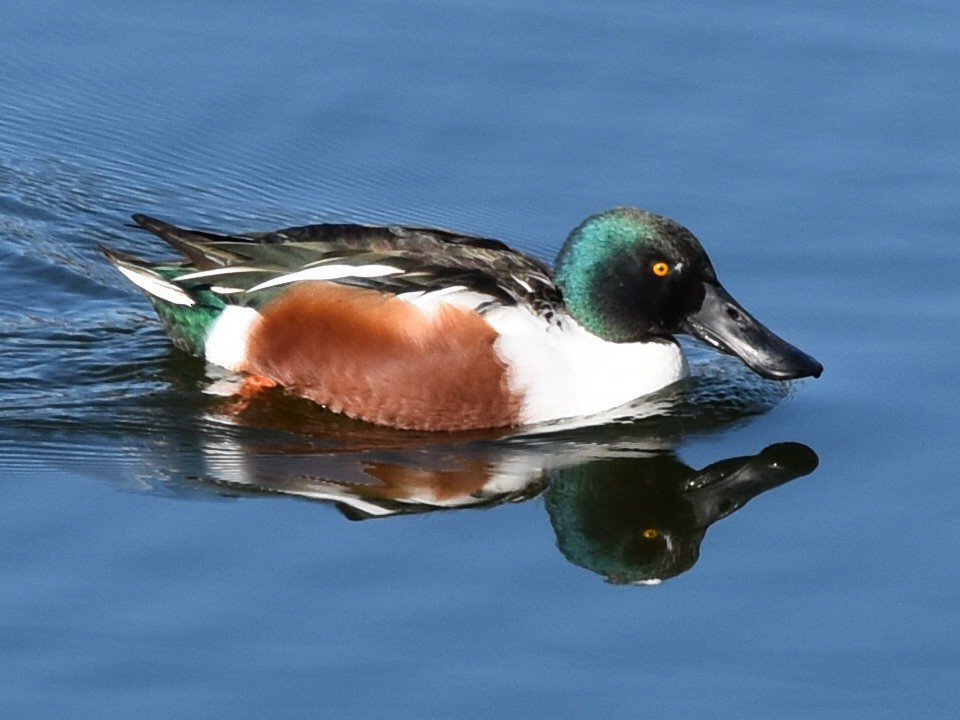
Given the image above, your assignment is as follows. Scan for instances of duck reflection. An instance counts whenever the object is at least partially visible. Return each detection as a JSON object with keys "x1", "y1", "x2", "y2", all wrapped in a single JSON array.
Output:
[
  {"x1": 200, "y1": 422, "x2": 817, "y2": 584},
  {"x1": 544, "y1": 443, "x2": 817, "y2": 584}
]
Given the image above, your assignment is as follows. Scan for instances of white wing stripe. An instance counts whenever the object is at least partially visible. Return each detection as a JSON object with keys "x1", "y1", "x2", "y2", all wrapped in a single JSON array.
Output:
[
  {"x1": 175, "y1": 267, "x2": 265, "y2": 282},
  {"x1": 115, "y1": 265, "x2": 195, "y2": 306},
  {"x1": 246, "y1": 264, "x2": 403, "y2": 293}
]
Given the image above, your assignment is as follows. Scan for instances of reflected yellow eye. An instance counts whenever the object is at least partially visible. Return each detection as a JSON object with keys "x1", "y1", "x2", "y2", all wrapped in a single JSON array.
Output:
[
  {"x1": 652, "y1": 261, "x2": 670, "y2": 277},
  {"x1": 642, "y1": 528, "x2": 660, "y2": 539}
]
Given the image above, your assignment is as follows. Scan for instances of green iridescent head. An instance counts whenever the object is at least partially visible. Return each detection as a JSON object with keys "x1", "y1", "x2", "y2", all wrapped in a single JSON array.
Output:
[
  {"x1": 553, "y1": 207, "x2": 716, "y2": 343},
  {"x1": 553, "y1": 206, "x2": 823, "y2": 382}
]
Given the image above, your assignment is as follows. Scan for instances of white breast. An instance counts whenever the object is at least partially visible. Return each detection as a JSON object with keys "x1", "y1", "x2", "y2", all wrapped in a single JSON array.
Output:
[
  {"x1": 486, "y1": 307, "x2": 687, "y2": 425},
  {"x1": 204, "y1": 305, "x2": 259, "y2": 371}
]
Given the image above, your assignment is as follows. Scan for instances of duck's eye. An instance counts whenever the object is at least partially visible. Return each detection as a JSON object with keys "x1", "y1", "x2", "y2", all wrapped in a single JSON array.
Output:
[
  {"x1": 642, "y1": 528, "x2": 660, "y2": 539},
  {"x1": 651, "y1": 261, "x2": 670, "y2": 277}
]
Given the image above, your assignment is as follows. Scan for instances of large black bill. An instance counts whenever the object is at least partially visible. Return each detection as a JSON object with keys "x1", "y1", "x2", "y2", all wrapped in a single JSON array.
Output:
[{"x1": 682, "y1": 283, "x2": 823, "y2": 381}]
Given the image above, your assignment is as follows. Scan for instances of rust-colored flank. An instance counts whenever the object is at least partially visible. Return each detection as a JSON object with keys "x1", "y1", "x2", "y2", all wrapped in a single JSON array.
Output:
[
  {"x1": 243, "y1": 282, "x2": 524, "y2": 431},
  {"x1": 361, "y1": 460, "x2": 498, "y2": 502}
]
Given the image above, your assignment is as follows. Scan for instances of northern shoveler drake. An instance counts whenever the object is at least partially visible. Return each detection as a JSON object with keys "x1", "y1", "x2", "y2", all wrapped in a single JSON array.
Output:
[{"x1": 102, "y1": 207, "x2": 822, "y2": 431}]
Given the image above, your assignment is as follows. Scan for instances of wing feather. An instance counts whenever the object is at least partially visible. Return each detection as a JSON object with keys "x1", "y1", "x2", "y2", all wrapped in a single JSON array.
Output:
[{"x1": 121, "y1": 214, "x2": 564, "y2": 315}]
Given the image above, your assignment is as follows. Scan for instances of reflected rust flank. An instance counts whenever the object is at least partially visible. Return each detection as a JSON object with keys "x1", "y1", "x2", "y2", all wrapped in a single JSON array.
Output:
[
  {"x1": 244, "y1": 282, "x2": 524, "y2": 431},
  {"x1": 361, "y1": 460, "x2": 496, "y2": 502}
]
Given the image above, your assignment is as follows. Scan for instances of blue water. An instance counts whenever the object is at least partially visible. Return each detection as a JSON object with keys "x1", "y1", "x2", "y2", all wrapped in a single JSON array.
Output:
[{"x1": 2, "y1": 1, "x2": 959, "y2": 717}]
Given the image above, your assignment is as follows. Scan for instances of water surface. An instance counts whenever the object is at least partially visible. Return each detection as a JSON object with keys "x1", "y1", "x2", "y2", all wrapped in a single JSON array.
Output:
[{"x1": 1, "y1": 1, "x2": 958, "y2": 718}]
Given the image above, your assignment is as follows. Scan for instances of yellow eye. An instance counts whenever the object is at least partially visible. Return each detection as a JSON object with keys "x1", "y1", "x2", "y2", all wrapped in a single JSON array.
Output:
[
  {"x1": 652, "y1": 261, "x2": 670, "y2": 277},
  {"x1": 642, "y1": 528, "x2": 660, "y2": 539}
]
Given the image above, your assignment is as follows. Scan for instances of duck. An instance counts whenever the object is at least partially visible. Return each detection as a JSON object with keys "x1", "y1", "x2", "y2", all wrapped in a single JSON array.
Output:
[{"x1": 101, "y1": 206, "x2": 822, "y2": 431}]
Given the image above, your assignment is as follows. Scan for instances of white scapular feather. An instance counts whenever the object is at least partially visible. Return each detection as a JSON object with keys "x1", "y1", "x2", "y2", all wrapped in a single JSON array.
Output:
[
  {"x1": 115, "y1": 264, "x2": 195, "y2": 306},
  {"x1": 246, "y1": 264, "x2": 403, "y2": 293},
  {"x1": 396, "y1": 286, "x2": 497, "y2": 315},
  {"x1": 174, "y1": 267, "x2": 265, "y2": 282}
]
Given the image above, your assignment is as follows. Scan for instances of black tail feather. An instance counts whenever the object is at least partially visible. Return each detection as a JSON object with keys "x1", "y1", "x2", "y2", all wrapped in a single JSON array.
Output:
[{"x1": 130, "y1": 214, "x2": 239, "y2": 269}]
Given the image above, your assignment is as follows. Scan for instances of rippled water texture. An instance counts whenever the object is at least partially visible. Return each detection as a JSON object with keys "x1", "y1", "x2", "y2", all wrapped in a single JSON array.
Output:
[{"x1": 2, "y1": 1, "x2": 959, "y2": 718}]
